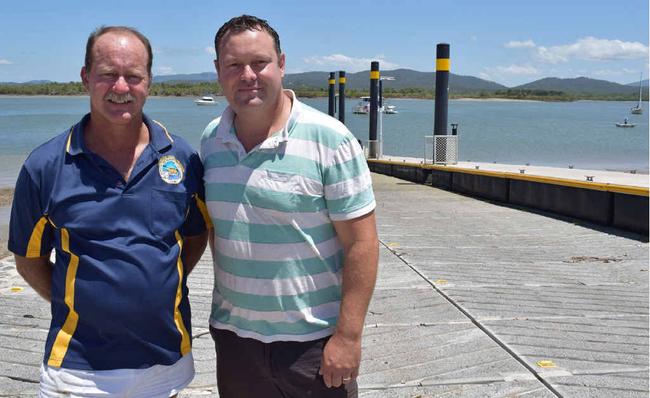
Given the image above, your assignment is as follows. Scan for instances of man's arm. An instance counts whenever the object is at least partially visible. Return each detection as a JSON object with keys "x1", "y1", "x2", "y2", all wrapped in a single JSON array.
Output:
[
  {"x1": 319, "y1": 211, "x2": 379, "y2": 388},
  {"x1": 15, "y1": 255, "x2": 53, "y2": 302},
  {"x1": 181, "y1": 231, "x2": 208, "y2": 274}
]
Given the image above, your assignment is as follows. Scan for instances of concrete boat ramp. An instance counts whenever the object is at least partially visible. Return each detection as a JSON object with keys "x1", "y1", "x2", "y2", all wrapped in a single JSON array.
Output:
[{"x1": 1, "y1": 172, "x2": 648, "y2": 397}]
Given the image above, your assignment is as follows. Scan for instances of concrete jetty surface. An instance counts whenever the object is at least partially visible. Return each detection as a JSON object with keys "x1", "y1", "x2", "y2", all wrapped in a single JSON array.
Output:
[{"x1": 0, "y1": 173, "x2": 647, "y2": 397}]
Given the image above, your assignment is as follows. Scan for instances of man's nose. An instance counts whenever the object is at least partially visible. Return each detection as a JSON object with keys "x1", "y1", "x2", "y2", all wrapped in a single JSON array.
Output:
[
  {"x1": 240, "y1": 65, "x2": 257, "y2": 81},
  {"x1": 113, "y1": 76, "x2": 130, "y2": 92}
]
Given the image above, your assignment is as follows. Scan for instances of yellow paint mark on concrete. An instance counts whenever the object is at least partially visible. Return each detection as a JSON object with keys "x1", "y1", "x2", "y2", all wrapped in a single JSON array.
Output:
[
  {"x1": 386, "y1": 242, "x2": 400, "y2": 248},
  {"x1": 536, "y1": 360, "x2": 557, "y2": 368},
  {"x1": 434, "y1": 279, "x2": 448, "y2": 284},
  {"x1": 10, "y1": 287, "x2": 24, "y2": 293}
]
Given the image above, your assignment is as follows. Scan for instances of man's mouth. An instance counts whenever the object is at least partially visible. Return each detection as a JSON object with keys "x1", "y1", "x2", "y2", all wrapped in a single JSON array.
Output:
[{"x1": 105, "y1": 93, "x2": 135, "y2": 104}]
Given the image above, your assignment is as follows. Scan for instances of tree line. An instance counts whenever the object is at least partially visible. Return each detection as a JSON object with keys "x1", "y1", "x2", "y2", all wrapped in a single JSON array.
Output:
[{"x1": 0, "y1": 82, "x2": 642, "y2": 102}]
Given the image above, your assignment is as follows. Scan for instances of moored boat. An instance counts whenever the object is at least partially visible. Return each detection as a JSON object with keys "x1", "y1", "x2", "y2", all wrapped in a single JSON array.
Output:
[
  {"x1": 630, "y1": 73, "x2": 643, "y2": 114},
  {"x1": 352, "y1": 96, "x2": 398, "y2": 114},
  {"x1": 616, "y1": 119, "x2": 635, "y2": 128},
  {"x1": 194, "y1": 96, "x2": 218, "y2": 105}
]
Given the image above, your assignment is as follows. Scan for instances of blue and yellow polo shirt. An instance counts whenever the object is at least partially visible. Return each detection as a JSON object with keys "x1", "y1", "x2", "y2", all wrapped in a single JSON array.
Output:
[{"x1": 8, "y1": 113, "x2": 210, "y2": 370}]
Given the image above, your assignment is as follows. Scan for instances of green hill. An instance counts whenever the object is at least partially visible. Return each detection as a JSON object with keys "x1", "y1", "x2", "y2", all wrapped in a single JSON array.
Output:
[{"x1": 513, "y1": 77, "x2": 643, "y2": 96}]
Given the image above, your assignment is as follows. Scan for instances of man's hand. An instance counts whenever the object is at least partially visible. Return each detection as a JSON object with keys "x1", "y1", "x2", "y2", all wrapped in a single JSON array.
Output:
[
  {"x1": 318, "y1": 210, "x2": 378, "y2": 388},
  {"x1": 319, "y1": 331, "x2": 361, "y2": 388}
]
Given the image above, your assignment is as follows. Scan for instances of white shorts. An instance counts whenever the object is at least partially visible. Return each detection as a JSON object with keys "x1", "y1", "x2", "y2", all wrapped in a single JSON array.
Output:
[{"x1": 39, "y1": 352, "x2": 194, "y2": 398}]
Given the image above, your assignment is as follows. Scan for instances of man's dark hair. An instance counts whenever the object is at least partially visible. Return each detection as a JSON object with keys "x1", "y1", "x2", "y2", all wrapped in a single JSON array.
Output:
[
  {"x1": 85, "y1": 26, "x2": 153, "y2": 76},
  {"x1": 214, "y1": 15, "x2": 281, "y2": 60}
]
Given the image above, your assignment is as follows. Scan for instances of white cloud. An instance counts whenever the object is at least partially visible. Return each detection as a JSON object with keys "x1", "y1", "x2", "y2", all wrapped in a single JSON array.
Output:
[
  {"x1": 593, "y1": 68, "x2": 637, "y2": 77},
  {"x1": 505, "y1": 40, "x2": 536, "y2": 49},
  {"x1": 478, "y1": 71, "x2": 492, "y2": 80},
  {"x1": 536, "y1": 37, "x2": 649, "y2": 64},
  {"x1": 499, "y1": 64, "x2": 540, "y2": 75},
  {"x1": 303, "y1": 54, "x2": 399, "y2": 72},
  {"x1": 479, "y1": 64, "x2": 541, "y2": 86},
  {"x1": 486, "y1": 64, "x2": 540, "y2": 76},
  {"x1": 205, "y1": 47, "x2": 216, "y2": 57},
  {"x1": 0, "y1": 59, "x2": 13, "y2": 65},
  {"x1": 156, "y1": 66, "x2": 174, "y2": 75}
]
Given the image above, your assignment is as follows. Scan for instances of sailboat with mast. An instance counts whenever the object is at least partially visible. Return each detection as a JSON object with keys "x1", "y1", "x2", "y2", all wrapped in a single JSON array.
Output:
[{"x1": 630, "y1": 73, "x2": 643, "y2": 115}]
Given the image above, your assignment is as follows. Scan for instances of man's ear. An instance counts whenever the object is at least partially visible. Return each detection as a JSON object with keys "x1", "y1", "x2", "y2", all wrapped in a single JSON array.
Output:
[
  {"x1": 214, "y1": 59, "x2": 221, "y2": 81},
  {"x1": 279, "y1": 53, "x2": 285, "y2": 78},
  {"x1": 80, "y1": 67, "x2": 89, "y2": 90}
]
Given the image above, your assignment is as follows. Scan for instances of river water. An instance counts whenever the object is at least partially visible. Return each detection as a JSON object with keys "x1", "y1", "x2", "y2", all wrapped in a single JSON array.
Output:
[{"x1": 0, "y1": 95, "x2": 647, "y2": 188}]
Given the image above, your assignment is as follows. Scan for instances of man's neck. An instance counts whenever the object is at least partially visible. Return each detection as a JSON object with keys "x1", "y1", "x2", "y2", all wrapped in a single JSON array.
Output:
[
  {"x1": 234, "y1": 91, "x2": 292, "y2": 152},
  {"x1": 84, "y1": 115, "x2": 150, "y2": 181}
]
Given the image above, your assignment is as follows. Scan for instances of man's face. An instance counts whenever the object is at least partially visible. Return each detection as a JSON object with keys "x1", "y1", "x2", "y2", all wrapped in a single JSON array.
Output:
[
  {"x1": 215, "y1": 28, "x2": 285, "y2": 112},
  {"x1": 81, "y1": 32, "x2": 150, "y2": 126}
]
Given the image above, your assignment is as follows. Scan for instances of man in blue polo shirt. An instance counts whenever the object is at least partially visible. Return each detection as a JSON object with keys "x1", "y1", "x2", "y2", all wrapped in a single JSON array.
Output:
[{"x1": 8, "y1": 26, "x2": 209, "y2": 396}]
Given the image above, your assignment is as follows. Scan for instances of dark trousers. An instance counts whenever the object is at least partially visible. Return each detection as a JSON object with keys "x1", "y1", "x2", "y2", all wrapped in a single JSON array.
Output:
[{"x1": 210, "y1": 327, "x2": 358, "y2": 398}]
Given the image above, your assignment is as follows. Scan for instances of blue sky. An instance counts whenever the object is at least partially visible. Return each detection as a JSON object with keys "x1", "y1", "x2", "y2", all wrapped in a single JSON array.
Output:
[{"x1": 1, "y1": 0, "x2": 648, "y2": 86}]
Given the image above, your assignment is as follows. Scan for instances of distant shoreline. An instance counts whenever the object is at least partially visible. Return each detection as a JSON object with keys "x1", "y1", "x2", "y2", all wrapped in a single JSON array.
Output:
[
  {"x1": 0, "y1": 94, "x2": 643, "y2": 103},
  {"x1": 454, "y1": 97, "x2": 541, "y2": 103}
]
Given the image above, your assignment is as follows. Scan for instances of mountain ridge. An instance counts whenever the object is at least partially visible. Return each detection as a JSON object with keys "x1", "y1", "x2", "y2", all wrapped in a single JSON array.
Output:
[
  {"x1": 3, "y1": 69, "x2": 645, "y2": 96},
  {"x1": 150, "y1": 69, "x2": 641, "y2": 95}
]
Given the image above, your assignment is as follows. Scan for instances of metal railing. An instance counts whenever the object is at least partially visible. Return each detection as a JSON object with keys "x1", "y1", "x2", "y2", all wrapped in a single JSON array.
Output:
[{"x1": 424, "y1": 135, "x2": 458, "y2": 165}]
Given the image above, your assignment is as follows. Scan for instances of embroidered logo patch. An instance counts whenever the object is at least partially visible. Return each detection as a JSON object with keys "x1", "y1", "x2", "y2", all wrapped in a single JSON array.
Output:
[{"x1": 158, "y1": 155, "x2": 184, "y2": 184}]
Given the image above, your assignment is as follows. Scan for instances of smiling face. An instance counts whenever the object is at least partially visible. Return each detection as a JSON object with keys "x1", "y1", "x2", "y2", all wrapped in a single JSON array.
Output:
[
  {"x1": 81, "y1": 31, "x2": 150, "y2": 127},
  {"x1": 215, "y1": 28, "x2": 285, "y2": 114}
]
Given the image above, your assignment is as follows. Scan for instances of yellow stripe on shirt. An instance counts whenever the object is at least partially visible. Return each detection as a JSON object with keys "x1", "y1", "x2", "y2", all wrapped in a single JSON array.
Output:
[
  {"x1": 26, "y1": 216, "x2": 49, "y2": 258},
  {"x1": 47, "y1": 228, "x2": 80, "y2": 367},
  {"x1": 173, "y1": 231, "x2": 191, "y2": 355},
  {"x1": 194, "y1": 194, "x2": 213, "y2": 229}
]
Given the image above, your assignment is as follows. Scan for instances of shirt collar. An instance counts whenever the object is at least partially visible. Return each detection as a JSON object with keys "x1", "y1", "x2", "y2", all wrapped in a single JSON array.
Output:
[
  {"x1": 66, "y1": 113, "x2": 173, "y2": 156},
  {"x1": 215, "y1": 89, "x2": 301, "y2": 149}
]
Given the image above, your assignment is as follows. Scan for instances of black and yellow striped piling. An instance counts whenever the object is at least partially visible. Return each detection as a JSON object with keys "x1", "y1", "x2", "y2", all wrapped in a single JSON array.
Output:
[
  {"x1": 328, "y1": 72, "x2": 336, "y2": 117},
  {"x1": 338, "y1": 71, "x2": 346, "y2": 124},
  {"x1": 434, "y1": 43, "x2": 450, "y2": 136},
  {"x1": 369, "y1": 61, "x2": 380, "y2": 158},
  {"x1": 433, "y1": 44, "x2": 450, "y2": 163},
  {"x1": 433, "y1": 43, "x2": 450, "y2": 135}
]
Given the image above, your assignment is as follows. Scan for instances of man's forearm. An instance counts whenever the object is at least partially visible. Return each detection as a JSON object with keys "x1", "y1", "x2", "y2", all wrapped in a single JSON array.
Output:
[
  {"x1": 335, "y1": 238, "x2": 379, "y2": 339},
  {"x1": 320, "y1": 216, "x2": 379, "y2": 387},
  {"x1": 181, "y1": 231, "x2": 208, "y2": 274},
  {"x1": 15, "y1": 255, "x2": 53, "y2": 302}
]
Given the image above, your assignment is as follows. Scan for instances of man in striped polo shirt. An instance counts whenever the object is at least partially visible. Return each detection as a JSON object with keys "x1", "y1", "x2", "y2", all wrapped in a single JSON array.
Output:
[{"x1": 201, "y1": 15, "x2": 379, "y2": 398}]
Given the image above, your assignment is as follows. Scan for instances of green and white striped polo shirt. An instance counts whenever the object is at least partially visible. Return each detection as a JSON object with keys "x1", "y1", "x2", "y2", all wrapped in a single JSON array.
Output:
[{"x1": 200, "y1": 91, "x2": 375, "y2": 342}]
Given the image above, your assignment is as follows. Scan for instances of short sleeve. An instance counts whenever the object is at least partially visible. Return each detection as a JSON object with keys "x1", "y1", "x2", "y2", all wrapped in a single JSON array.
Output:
[
  {"x1": 322, "y1": 137, "x2": 376, "y2": 221},
  {"x1": 8, "y1": 166, "x2": 54, "y2": 257},
  {"x1": 180, "y1": 151, "x2": 211, "y2": 237}
]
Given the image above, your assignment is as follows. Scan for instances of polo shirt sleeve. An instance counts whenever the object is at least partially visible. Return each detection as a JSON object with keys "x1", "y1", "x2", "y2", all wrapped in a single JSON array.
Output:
[
  {"x1": 8, "y1": 166, "x2": 54, "y2": 257},
  {"x1": 323, "y1": 136, "x2": 376, "y2": 221},
  {"x1": 181, "y1": 152, "x2": 212, "y2": 237}
]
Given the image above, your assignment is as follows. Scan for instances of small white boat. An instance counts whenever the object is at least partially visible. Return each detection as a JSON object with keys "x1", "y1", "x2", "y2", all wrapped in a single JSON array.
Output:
[
  {"x1": 383, "y1": 104, "x2": 398, "y2": 114},
  {"x1": 630, "y1": 73, "x2": 643, "y2": 114},
  {"x1": 616, "y1": 119, "x2": 635, "y2": 128},
  {"x1": 194, "y1": 96, "x2": 218, "y2": 105},
  {"x1": 352, "y1": 96, "x2": 398, "y2": 114},
  {"x1": 353, "y1": 96, "x2": 370, "y2": 114}
]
